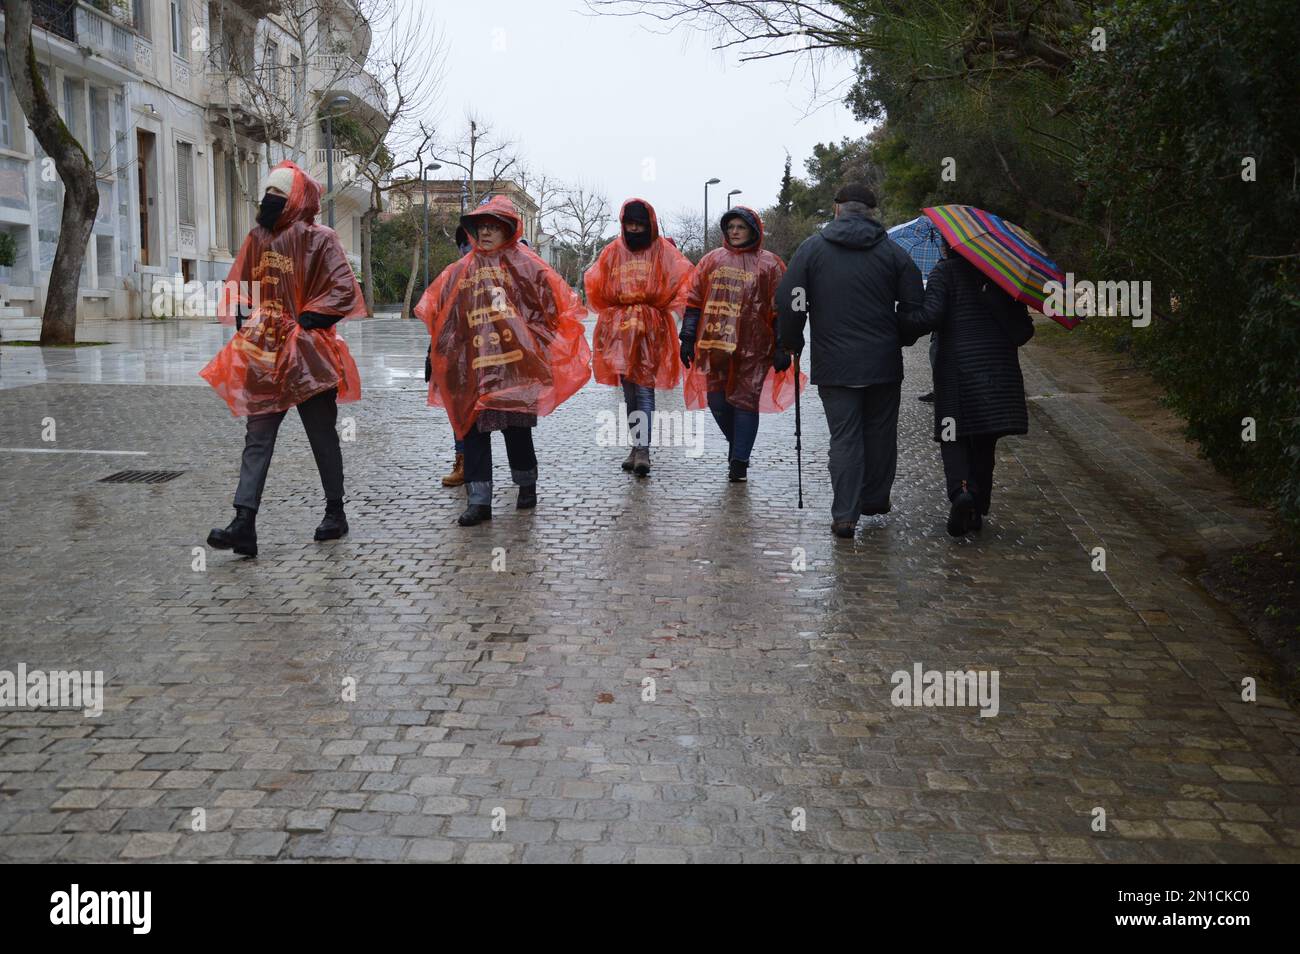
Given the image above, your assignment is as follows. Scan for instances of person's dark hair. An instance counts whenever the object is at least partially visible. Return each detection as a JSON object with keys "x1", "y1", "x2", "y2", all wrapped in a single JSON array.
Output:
[
  {"x1": 833, "y1": 182, "x2": 877, "y2": 206},
  {"x1": 836, "y1": 200, "x2": 873, "y2": 217}
]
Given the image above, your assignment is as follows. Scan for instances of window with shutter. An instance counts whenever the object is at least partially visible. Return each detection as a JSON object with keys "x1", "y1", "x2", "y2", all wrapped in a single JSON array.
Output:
[
  {"x1": 0, "y1": 53, "x2": 11, "y2": 148},
  {"x1": 170, "y1": 1, "x2": 184, "y2": 57},
  {"x1": 176, "y1": 141, "x2": 195, "y2": 226},
  {"x1": 266, "y1": 41, "x2": 279, "y2": 99}
]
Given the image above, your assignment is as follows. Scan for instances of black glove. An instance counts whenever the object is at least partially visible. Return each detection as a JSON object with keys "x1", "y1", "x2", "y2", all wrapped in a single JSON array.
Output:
[
  {"x1": 772, "y1": 347, "x2": 792, "y2": 372},
  {"x1": 680, "y1": 338, "x2": 695, "y2": 369},
  {"x1": 424, "y1": 344, "x2": 432, "y2": 383},
  {"x1": 297, "y1": 311, "x2": 341, "y2": 330}
]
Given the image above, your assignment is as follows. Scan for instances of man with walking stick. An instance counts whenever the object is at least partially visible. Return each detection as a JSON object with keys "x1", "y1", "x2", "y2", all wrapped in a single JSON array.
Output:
[{"x1": 776, "y1": 184, "x2": 924, "y2": 538}]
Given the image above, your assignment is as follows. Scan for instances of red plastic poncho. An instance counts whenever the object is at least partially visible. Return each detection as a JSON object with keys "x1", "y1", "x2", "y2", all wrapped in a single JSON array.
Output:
[
  {"x1": 585, "y1": 198, "x2": 693, "y2": 390},
  {"x1": 414, "y1": 195, "x2": 592, "y2": 439},
  {"x1": 683, "y1": 207, "x2": 804, "y2": 413},
  {"x1": 200, "y1": 160, "x2": 364, "y2": 417}
]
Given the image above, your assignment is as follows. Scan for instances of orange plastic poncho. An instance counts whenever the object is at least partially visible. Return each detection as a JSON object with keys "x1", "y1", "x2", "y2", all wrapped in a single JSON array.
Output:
[
  {"x1": 683, "y1": 206, "x2": 804, "y2": 413},
  {"x1": 584, "y1": 198, "x2": 693, "y2": 390},
  {"x1": 414, "y1": 195, "x2": 592, "y2": 439},
  {"x1": 200, "y1": 160, "x2": 363, "y2": 417}
]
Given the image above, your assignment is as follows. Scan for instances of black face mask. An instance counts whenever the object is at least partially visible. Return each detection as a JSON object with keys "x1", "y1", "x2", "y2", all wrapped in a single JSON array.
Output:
[
  {"x1": 256, "y1": 194, "x2": 287, "y2": 231},
  {"x1": 624, "y1": 226, "x2": 652, "y2": 251}
]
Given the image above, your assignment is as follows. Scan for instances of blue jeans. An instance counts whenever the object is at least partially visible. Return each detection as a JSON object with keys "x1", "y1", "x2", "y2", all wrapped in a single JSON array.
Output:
[
  {"x1": 621, "y1": 378, "x2": 655, "y2": 448},
  {"x1": 454, "y1": 438, "x2": 464, "y2": 453},
  {"x1": 462, "y1": 426, "x2": 537, "y2": 505},
  {"x1": 706, "y1": 391, "x2": 759, "y2": 462}
]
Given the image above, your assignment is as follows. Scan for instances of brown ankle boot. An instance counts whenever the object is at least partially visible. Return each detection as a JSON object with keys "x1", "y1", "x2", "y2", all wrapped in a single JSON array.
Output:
[{"x1": 442, "y1": 453, "x2": 465, "y2": 487}]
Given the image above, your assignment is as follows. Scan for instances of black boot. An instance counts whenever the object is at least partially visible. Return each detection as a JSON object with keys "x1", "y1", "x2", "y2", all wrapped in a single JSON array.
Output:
[
  {"x1": 517, "y1": 484, "x2": 537, "y2": 510},
  {"x1": 947, "y1": 483, "x2": 976, "y2": 537},
  {"x1": 207, "y1": 506, "x2": 258, "y2": 557},
  {"x1": 620, "y1": 447, "x2": 636, "y2": 472},
  {"x1": 728, "y1": 458, "x2": 748, "y2": 482},
  {"x1": 632, "y1": 446, "x2": 651, "y2": 477},
  {"x1": 458, "y1": 504, "x2": 492, "y2": 526},
  {"x1": 314, "y1": 499, "x2": 348, "y2": 541}
]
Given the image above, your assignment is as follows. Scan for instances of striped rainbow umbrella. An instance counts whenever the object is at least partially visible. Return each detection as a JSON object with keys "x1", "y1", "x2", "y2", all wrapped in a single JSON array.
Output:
[{"x1": 922, "y1": 205, "x2": 1076, "y2": 329}]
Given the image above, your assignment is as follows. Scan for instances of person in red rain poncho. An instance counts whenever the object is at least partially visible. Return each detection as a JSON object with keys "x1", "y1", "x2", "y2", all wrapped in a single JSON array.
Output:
[
  {"x1": 200, "y1": 161, "x2": 365, "y2": 558},
  {"x1": 415, "y1": 195, "x2": 591, "y2": 527},
  {"x1": 679, "y1": 206, "x2": 803, "y2": 482},
  {"x1": 584, "y1": 199, "x2": 692, "y2": 476}
]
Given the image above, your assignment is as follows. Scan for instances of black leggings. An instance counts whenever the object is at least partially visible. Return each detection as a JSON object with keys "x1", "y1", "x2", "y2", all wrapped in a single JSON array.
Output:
[
  {"x1": 940, "y1": 435, "x2": 997, "y2": 515},
  {"x1": 234, "y1": 388, "x2": 342, "y2": 510}
]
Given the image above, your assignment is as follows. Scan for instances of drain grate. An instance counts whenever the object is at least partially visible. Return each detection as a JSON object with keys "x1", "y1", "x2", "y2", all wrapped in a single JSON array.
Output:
[{"x1": 98, "y1": 470, "x2": 186, "y2": 484}]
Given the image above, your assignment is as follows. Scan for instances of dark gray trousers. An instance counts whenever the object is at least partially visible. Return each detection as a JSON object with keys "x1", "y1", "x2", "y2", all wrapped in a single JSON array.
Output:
[
  {"x1": 234, "y1": 387, "x2": 343, "y2": 511},
  {"x1": 818, "y1": 382, "x2": 901, "y2": 525}
]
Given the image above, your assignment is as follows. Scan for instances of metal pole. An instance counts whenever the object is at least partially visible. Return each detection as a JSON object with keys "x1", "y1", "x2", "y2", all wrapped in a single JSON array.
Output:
[
  {"x1": 422, "y1": 168, "x2": 430, "y2": 290},
  {"x1": 325, "y1": 114, "x2": 335, "y2": 228},
  {"x1": 795, "y1": 356, "x2": 804, "y2": 509},
  {"x1": 703, "y1": 183, "x2": 709, "y2": 253}
]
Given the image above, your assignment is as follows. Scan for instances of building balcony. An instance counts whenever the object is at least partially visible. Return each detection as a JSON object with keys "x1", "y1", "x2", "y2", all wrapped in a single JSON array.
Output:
[
  {"x1": 310, "y1": 55, "x2": 389, "y2": 131},
  {"x1": 30, "y1": 2, "x2": 150, "y2": 77},
  {"x1": 206, "y1": 72, "x2": 286, "y2": 143},
  {"x1": 323, "y1": 0, "x2": 373, "y2": 60},
  {"x1": 32, "y1": 0, "x2": 77, "y2": 42}
]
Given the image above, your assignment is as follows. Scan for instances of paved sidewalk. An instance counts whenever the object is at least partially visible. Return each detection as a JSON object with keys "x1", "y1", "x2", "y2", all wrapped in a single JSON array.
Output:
[{"x1": 0, "y1": 318, "x2": 1295, "y2": 862}]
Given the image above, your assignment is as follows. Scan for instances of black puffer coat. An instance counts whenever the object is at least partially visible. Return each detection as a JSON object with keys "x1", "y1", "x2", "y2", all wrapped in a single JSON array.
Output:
[
  {"x1": 899, "y1": 256, "x2": 1034, "y2": 441},
  {"x1": 776, "y1": 212, "x2": 923, "y2": 386}
]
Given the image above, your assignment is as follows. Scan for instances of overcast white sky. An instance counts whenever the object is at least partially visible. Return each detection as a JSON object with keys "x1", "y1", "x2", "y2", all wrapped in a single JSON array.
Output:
[{"x1": 409, "y1": 1, "x2": 866, "y2": 235}]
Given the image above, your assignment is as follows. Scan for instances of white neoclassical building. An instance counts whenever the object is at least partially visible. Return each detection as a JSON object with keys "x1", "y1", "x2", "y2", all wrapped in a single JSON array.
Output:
[{"x1": 0, "y1": 0, "x2": 388, "y2": 319}]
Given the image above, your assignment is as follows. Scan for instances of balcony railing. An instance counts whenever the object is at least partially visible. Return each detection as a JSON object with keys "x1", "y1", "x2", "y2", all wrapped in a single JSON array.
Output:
[
  {"x1": 33, "y1": 0, "x2": 77, "y2": 42},
  {"x1": 74, "y1": 2, "x2": 141, "y2": 73},
  {"x1": 311, "y1": 148, "x2": 358, "y2": 186},
  {"x1": 309, "y1": 149, "x2": 382, "y2": 191}
]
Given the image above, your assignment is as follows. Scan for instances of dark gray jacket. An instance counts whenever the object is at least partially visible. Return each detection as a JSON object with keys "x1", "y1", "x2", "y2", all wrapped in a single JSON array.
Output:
[
  {"x1": 899, "y1": 256, "x2": 1034, "y2": 441},
  {"x1": 776, "y1": 213, "x2": 923, "y2": 386}
]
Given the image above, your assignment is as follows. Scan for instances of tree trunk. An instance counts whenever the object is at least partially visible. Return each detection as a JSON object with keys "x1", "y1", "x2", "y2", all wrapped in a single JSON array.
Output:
[
  {"x1": 400, "y1": 245, "x2": 420, "y2": 321},
  {"x1": 360, "y1": 184, "x2": 378, "y2": 317},
  {"x1": 4, "y1": 0, "x2": 100, "y2": 345}
]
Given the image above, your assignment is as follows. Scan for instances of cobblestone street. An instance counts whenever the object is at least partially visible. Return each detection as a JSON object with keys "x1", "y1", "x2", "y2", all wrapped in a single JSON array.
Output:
[{"x1": 1, "y1": 317, "x2": 1296, "y2": 863}]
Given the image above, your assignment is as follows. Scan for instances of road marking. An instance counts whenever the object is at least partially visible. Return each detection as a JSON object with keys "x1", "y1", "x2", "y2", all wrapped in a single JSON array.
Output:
[{"x1": 0, "y1": 447, "x2": 149, "y2": 456}]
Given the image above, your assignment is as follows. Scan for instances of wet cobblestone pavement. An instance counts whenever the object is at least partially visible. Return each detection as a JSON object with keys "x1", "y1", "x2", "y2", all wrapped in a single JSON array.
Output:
[{"x1": 1, "y1": 318, "x2": 1296, "y2": 863}]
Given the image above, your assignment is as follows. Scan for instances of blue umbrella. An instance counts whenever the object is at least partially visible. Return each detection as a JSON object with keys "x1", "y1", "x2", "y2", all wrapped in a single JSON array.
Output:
[{"x1": 887, "y1": 216, "x2": 944, "y2": 283}]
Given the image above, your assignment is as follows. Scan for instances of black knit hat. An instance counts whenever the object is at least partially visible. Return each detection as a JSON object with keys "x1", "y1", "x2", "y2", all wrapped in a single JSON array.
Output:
[
  {"x1": 622, "y1": 201, "x2": 651, "y2": 225},
  {"x1": 833, "y1": 182, "x2": 878, "y2": 207}
]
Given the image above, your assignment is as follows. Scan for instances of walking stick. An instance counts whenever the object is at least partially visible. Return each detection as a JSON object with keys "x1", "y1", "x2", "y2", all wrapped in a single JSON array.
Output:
[{"x1": 794, "y1": 351, "x2": 803, "y2": 509}]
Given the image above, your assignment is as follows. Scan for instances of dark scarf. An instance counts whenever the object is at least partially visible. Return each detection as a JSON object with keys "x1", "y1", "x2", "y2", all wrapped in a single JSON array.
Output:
[
  {"x1": 623, "y1": 202, "x2": 653, "y2": 251},
  {"x1": 256, "y1": 194, "x2": 287, "y2": 231},
  {"x1": 624, "y1": 228, "x2": 652, "y2": 252}
]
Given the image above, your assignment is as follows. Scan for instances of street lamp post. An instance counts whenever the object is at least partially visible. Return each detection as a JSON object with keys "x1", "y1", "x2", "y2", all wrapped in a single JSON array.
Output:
[
  {"x1": 422, "y1": 162, "x2": 441, "y2": 292},
  {"x1": 323, "y1": 95, "x2": 350, "y2": 228},
  {"x1": 727, "y1": 188, "x2": 742, "y2": 209},
  {"x1": 703, "y1": 177, "x2": 720, "y2": 251}
]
